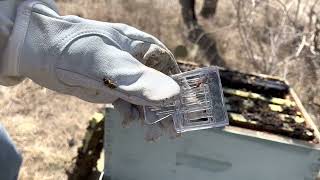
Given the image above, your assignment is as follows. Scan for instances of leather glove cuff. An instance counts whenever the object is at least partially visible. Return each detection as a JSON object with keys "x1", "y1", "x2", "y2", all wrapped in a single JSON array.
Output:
[{"x1": 1, "y1": 0, "x2": 58, "y2": 85}]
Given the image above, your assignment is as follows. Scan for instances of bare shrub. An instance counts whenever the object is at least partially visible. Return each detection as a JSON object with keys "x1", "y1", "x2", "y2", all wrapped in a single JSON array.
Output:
[{"x1": 229, "y1": 0, "x2": 320, "y2": 124}]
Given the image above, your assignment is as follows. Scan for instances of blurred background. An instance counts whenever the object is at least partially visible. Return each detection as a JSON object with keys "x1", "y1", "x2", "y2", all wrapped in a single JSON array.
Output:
[{"x1": 0, "y1": 0, "x2": 319, "y2": 179}]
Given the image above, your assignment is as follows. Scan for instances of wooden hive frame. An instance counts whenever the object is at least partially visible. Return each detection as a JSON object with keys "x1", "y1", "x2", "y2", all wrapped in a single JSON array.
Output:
[{"x1": 177, "y1": 60, "x2": 320, "y2": 148}]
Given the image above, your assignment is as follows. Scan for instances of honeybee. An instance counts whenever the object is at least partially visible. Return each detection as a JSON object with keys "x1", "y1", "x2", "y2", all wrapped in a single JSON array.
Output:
[
  {"x1": 103, "y1": 77, "x2": 117, "y2": 89},
  {"x1": 195, "y1": 77, "x2": 208, "y2": 87}
]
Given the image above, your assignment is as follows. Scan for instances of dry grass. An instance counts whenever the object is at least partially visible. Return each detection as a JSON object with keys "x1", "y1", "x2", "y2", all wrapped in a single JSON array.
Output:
[
  {"x1": 1, "y1": 0, "x2": 319, "y2": 179},
  {"x1": 56, "y1": 0, "x2": 184, "y2": 49},
  {"x1": 1, "y1": 80, "x2": 102, "y2": 179}
]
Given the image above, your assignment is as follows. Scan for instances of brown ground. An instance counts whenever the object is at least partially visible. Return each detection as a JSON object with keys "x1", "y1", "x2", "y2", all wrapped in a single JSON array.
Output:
[
  {"x1": 1, "y1": 0, "x2": 319, "y2": 179},
  {"x1": 1, "y1": 80, "x2": 102, "y2": 179}
]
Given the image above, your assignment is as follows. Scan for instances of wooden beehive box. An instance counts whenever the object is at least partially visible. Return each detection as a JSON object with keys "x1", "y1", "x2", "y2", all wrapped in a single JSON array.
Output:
[
  {"x1": 68, "y1": 60, "x2": 320, "y2": 180},
  {"x1": 102, "y1": 61, "x2": 320, "y2": 180}
]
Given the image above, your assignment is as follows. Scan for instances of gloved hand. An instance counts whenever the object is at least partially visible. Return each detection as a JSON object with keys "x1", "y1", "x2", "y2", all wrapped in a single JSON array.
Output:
[{"x1": 2, "y1": 0, "x2": 181, "y2": 141}]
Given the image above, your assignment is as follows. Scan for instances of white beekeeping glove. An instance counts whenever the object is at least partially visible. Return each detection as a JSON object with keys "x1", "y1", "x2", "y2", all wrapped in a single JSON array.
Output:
[
  {"x1": 0, "y1": 0, "x2": 57, "y2": 85},
  {"x1": 2, "y1": 0, "x2": 181, "y2": 140}
]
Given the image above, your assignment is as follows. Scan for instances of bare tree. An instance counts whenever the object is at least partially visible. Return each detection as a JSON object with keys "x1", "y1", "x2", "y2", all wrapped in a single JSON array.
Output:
[
  {"x1": 231, "y1": 0, "x2": 320, "y2": 125},
  {"x1": 200, "y1": 0, "x2": 219, "y2": 18},
  {"x1": 179, "y1": 0, "x2": 225, "y2": 66}
]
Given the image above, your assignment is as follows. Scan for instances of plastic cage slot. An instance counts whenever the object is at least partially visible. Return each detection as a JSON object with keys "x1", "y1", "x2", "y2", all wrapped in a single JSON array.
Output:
[{"x1": 143, "y1": 67, "x2": 229, "y2": 133}]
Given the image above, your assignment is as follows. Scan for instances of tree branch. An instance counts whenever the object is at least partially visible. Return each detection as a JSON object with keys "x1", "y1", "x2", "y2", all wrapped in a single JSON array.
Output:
[
  {"x1": 200, "y1": 0, "x2": 218, "y2": 18},
  {"x1": 179, "y1": 0, "x2": 225, "y2": 66}
]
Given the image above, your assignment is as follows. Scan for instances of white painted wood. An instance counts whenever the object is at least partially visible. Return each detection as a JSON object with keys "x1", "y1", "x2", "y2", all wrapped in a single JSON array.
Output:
[{"x1": 104, "y1": 108, "x2": 320, "y2": 180}]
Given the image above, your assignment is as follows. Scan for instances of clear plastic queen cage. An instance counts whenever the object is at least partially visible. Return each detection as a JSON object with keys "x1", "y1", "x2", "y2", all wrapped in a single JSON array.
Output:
[{"x1": 143, "y1": 67, "x2": 229, "y2": 133}]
